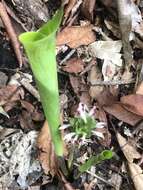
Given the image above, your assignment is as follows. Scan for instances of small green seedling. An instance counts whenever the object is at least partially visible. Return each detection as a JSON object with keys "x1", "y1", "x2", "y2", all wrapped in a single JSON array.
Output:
[
  {"x1": 19, "y1": 9, "x2": 63, "y2": 156},
  {"x1": 70, "y1": 116, "x2": 97, "y2": 138},
  {"x1": 79, "y1": 150, "x2": 113, "y2": 174}
]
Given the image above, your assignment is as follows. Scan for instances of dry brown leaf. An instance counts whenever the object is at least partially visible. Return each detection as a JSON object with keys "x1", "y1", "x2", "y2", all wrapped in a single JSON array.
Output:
[
  {"x1": 37, "y1": 121, "x2": 57, "y2": 175},
  {"x1": 121, "y1": 94, "x2": 143, "y2": 116},
  {"x1": 117, "y1": 133, "x2": 141, "y2": 162},
  {"x1": 62, "y1": 58, "x2": 84, "y2": 73},
  {"x1": 19, "y1": 110, "x2": 35, "y2": 130},
  {"x1": 81, "y1": 0, "x2": 96, "y2": 21},
  {"x1": 88, "y1": 64, "x2": 104, "y2": 100},
  {"x1": 0, "y1": 85, "x2": 24, "y2": 106},
  {"x1": 128, "y1": 163, "x2": 143, "y2": 190},
  {"x1": 103, "y1": 103, "x2": 142, "y2": 126},
  {"x1": 56, "y1": 25, "x2": 95, "y2": 48},
  {"x1": 20, "y1": 100, "x2": 44, "y2": 121}
]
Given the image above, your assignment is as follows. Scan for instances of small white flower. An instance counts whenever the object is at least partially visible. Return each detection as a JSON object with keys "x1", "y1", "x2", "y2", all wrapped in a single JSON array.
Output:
[
  {"x1": 92, "y1": 131, "x2": 104, "y2": 139},
  {"x1": 59, "y1": 124, "x2": 70, "y2": 130},
  {"x1": 96, "y1": 122, "x2": 106, "y2": 128},
  {"x1": 63, "y1": 132, "x2": 76, "y2": 142}
]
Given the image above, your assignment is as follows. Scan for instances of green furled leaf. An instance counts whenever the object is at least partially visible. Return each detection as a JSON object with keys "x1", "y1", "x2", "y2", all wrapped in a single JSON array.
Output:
[
  {"x1": 19, "y1": 9, "x2": 63, "y2": 156},
  {"x1": 79, "y1": 150, "x2": 113, "y2": 173}
]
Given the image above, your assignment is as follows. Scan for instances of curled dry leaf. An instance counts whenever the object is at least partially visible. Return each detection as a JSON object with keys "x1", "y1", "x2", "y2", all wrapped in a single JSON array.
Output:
[
  {"x1": 62, "y1": 58, "x2": 84, "y2": 73},
  {"x1": 0, "y1": 85, "x2": 24, "y2": 106},
  {"x1": 103, "y1": 103, "x2": 142, "y2": 126},
  {"x1": 116, "y1": 133, "x2": 141, "y2": 163},
  {"x1": 121, "y1": 94, "x2": 143, "y2": 116},
  {"x1": 128, "y1": 163, "x2": 143, "y2": 190},
  {"x1": 56, "y1": 25, "x2": 95, "y2": 48},
  {"x1": 37, "y1": 121, "x2": 57, "y2": 176},
  {"x1": 117, "y1": 133, "x2": 143, "y2": 190}
]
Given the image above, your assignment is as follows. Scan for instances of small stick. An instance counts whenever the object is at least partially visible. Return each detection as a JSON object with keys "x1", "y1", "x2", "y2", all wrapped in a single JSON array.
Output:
[
  {"x1": 116, "y1": 0, "x2": 133, "y2": 70},
  {"x1": 0, "y1": 1, "x2": 23, "y2": 67},
  {"x1": 90, "y1": 79, "x2": 135, "y2": 86}
]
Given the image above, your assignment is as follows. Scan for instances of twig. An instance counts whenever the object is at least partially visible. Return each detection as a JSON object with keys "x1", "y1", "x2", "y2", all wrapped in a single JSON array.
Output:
[
  {"x1": 59, "y1": 49, "x2": 76, "y2": 65},
  {"x1": 2, "y1": 0, "x2": 28, "y2": 32},
  {"x1": 73, "y1": 163, "x2": 115, "y2": 188},
  {"x1": 116, "y1": 0, "x2": 133, "y2": 70},
  {"x1": 90, "y1": 79, "x2": 135, "y2": 86},
  {"x1": 19, "y1": 79, "x2": 40, "y2": 101},
  {"x1": 0, "y1": 1, "x2": 23, "y2": 67}
]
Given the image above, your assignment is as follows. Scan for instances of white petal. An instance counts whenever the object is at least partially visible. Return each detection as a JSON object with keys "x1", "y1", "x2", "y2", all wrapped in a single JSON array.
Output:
[
  {"x1": 63, "y1": 132, "x2": 76, "y2": 142},
  {"x1": 96, "y1": 122, "x2": 106, "y2": 128},
  {"x1": 92, "y1": 131, "x2": 104, "y2": 139},
  {"x1": 59, "y1": 124, "x2": 70, "y2": 130}
]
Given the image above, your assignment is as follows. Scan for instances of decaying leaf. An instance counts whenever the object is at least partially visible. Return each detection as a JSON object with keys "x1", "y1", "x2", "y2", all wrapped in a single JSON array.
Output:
[
  {"x1": 88, "y1": 64, "x2": 104, "y2": 100},
  {"x1": 117, "y1": 132, "x2": 143, "y2": 190},
  {"x1": 121, "y1": 94, "x2": 143, "y2": 116},
  {"x1": 103, "y1": 103, "x2": 142, "y2": 126},
  {"x1": 89, "y1": 41, "x2": 122, "y2": 66},
  {"x1": 128, "y1": 163, "x2": 143, "y2": 190},
  {"x1": 0, "y1": 129, "x2": 41, "y2": 188},
  {"x1": 62, "y1": 58, "x2": 84, "y2": 73},
  {"x1": 0, "y1": 85, "x2": 24, "y2": 106},
  {"x1": 116, "y1": 133, "x2": 141, "y2": 163},
  {"x1": 57, "y1": 25, "x2": 96, "y2": 48},
  {"x1": 37, "y1": 121, "x2": 57, "y2": 176},
  {"x1": 88, "y1": 41, "x2": 122, "y2": 81}
]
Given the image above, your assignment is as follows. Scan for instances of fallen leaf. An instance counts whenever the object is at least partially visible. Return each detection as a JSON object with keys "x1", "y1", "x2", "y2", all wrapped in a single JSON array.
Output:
[
  {"x1": 128, "y1": 163, "x2": 143, "y2": 190},
  {"x1": 103, "y1": 103, "x2": 142, "y2": 126},
  {"x1": 117, "y1": 133, "x2": 141, "y2": 163},
  {"x1": 121, "y1": 94, "x2": 143, "y2": 116},
  {"x1": 20, "y1": 100, "x2": 34, "y2": 113},
  {"x1": 81, "y1": 0, "x2": 96, "y2": 21},
  {"x1": 56, "y1": 25, "x2": 95, "y2": 48},
  {"x1": 20, "y1": 100, "x2": 44, "y2": 121},
  {"x1": 62, "y1": 58, "x2": 84, "y2": 73},
  {"x1": 88, "y1": 41, "x2": 122, "y2": 66},
  {"x1": 37, "y1": 121, "x2": 57, "y2": 175},
  {"x1": 117, "y1": 132, "x2": 143, "y2": 190},
  {"x1": 19, "y1": 110, "x2": 35, "y2": 131},
  {"x1": 88, "y1": 64, "x2": 105, "y2": 100},
  {"x1": 0, "y1": 85, "x2": 24, "y2": 106}
]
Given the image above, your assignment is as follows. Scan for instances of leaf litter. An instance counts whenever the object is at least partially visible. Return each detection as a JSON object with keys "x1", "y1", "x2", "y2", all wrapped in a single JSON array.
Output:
[{"x1": 0, "y1": 0, "x2": 143, "y2": 189}]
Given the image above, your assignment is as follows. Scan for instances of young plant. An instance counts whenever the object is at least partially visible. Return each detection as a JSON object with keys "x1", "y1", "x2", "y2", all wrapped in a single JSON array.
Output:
[
  {"x1": 62, "y1": 103, "x2": 105, "y2": 143},
  {"x1": 19, "y1": 9, "x2": 63, "y2": 156},
  {"x1": 79, "y1": 150, "x2": 113, "y2": 174}
]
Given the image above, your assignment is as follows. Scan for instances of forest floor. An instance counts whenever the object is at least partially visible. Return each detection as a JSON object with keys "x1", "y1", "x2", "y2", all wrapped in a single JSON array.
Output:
[{"x1": 0, "y1": 0, "x2": 143, "y2": 190}]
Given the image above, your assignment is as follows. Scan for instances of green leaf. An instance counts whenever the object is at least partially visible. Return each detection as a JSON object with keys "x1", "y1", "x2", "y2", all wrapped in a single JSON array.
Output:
[
  {"x1": 19, "y1": 9, "x2": 64, "y2": 156},
  {"x1": 79, "y1": 150, "x2": 113, "y2": 173}
]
